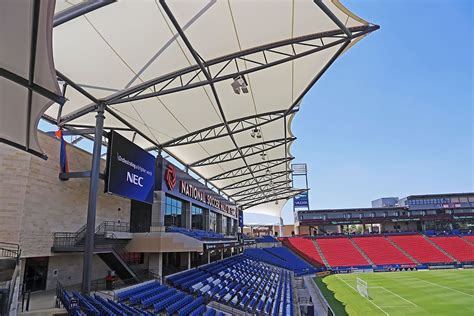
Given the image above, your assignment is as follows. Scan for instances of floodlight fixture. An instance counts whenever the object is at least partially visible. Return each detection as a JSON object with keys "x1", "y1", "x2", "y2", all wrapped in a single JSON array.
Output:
[
  {"x1": 251, "y1": 127, "x2": 262, "y2": 139},
  {"x1": 231, "y1": 75, "x2": 249, "y2": 94}
]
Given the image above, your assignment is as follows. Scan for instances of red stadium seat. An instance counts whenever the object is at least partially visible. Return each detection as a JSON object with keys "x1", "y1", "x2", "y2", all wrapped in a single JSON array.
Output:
[
  {"x1": 315, "y1": 237, "x2": 370, "y2": 267},
  {"x1": 352, "y1": 236, "x2": 415, "y2": 265},
  {"x1": 429, "y1": 236, "x2": 474, "y2": 262},
  {"x1": 388, "y1": 235, "x2": 453, "y2": 264},
  {"x1": 285, "y1": 237, "x2": 325, "y2": 266}
]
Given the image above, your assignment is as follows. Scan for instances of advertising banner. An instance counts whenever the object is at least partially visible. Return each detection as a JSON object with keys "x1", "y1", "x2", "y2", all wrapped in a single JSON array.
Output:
[
  {"x1": 294, "y1": 191, "x2": 309, "y2": 208},
  {"x1": 106, "y1": 131, "x2": 155, "y2": 204}
]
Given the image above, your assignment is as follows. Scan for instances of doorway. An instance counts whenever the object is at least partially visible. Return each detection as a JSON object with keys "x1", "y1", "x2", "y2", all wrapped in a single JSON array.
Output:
[{"x1": 23, "y1": 257, "x2": 49, "y2": 292}]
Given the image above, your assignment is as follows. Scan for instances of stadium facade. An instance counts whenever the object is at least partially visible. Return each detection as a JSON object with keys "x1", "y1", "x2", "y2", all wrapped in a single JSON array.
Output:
[
  {"x1": 0, "y1": 132, "x2": 242, "y2": 292},
  {"x1": 295, "y1": 193, "x2": 474, "y2": 235}
]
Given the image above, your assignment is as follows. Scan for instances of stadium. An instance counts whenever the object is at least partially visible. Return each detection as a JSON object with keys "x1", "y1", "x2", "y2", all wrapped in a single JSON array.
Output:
[{"x1": 0, "y1": 1, "x2": 472, "y2": 316}]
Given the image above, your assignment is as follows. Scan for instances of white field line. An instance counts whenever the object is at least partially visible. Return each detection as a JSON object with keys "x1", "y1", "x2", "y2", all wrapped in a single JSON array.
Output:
[
  {"x1": 415, "y1": 278, "x2": 474, "y2": 298},
  {"x1": 370, "y1": 286, "x2": 419, "y2": 307},
  {"x1": 335, "y1": 276, "x2": 389, "y2": 316},
  {"x1": 379, "y1": 305, "x2": 412, "y2": 308}
]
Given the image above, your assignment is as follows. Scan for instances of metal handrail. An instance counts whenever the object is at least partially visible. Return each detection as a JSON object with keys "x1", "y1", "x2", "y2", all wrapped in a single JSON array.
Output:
[{"x1": 53, "y1": 221, "x2": 131, "y2": 248}]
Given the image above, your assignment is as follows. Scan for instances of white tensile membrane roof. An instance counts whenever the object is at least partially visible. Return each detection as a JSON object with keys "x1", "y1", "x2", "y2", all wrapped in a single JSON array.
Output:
[
  {"x1": 44, "y1": 0, "x2": 378, "y2": 217},
  {"x1": 0, "y1": 0, "x2": 64, "y2": 158}
]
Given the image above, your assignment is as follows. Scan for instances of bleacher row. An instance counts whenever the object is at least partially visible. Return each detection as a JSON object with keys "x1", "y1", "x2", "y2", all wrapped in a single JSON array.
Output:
[
  {"x1": 255, "y1": 235, "x2": 278, "y2": 243},
  {"x1": 167, "y1": 255, "x2": 294, "y2": 315},
  {"x1": 167, "y1": 226, "x2": 232, "y2": 241},
  {"x1": 243, "y1": 247, "x2": 317, "y2": 276},
  {"x1": 58, "y1": 280, "x2": 223, "y2": 316},
  {"x1": 281, "y1": 234, "x2": 474, "y2": 268}
]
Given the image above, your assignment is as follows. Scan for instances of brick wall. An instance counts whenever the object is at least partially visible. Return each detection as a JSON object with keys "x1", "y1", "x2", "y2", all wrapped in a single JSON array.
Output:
[{"x1": 0, "y1": 132, "x2": 130, "y2": 257}]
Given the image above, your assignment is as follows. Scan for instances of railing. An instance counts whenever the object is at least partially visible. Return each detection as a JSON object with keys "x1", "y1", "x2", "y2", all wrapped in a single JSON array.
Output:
[
  {"x1": 0, "y1": 242, "x2": 21, "y2": 315},
  {"x1": 96, "y1": 221, "x2": 130, "y2": 235},
  {"x1": 0, "y1": 242, "x2": 20, "y2": 262},
  {"x1": 53, "y1": 221, "x2": 131, "y2": 248},
  {"x1": 52, "y1": 232, "x2": 78, "y2": 248}
]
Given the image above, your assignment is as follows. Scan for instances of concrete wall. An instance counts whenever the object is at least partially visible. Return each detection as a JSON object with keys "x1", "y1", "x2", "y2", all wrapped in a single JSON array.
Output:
[
  {"x1": 0, "y1": 132, "x2": 130, "y2": 257},
  {"x1": 44, "y1": 254, "x2": 110, "y2": 290}
]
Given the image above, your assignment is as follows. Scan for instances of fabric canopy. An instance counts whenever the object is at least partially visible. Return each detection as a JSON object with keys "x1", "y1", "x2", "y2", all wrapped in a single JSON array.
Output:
[
  {"x1": 0, "y1": 0, "x2": 64, "y2": 158},
  {"x1": 43, "y1": 0, "x2": 378, "y2": 217}
]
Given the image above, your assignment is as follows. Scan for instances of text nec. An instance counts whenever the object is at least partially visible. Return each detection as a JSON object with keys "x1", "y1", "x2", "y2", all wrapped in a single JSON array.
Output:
[{"x1": 126, "y1": 172, "x2": 144, "y2": 187}]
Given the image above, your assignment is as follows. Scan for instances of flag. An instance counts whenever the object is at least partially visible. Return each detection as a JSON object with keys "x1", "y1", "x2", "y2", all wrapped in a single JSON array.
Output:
[{"x1": 55, "y1": 129, "x2": 69, "y2": 174}]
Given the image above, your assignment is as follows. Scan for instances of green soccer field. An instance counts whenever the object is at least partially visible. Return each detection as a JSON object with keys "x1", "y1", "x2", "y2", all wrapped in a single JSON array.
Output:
[{"x1": 315, "y1": 269, "x2": 474, "y2": 316}]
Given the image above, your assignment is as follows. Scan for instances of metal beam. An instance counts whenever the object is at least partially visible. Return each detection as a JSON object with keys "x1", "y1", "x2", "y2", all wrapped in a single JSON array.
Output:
[
  {"x1": 161, "y1": 109, "x2": 297, "y2": 148},
  {"x1": 240, "y1": 189, "x2": 309, "y2": 209},
  {"x1": 190, "y1": 137, "x2": 295, "y2": 167},
  {"x1": 235, "y1": 186, "x2": 295, "y2": 203},
  {"x1": 25, "y1": 0, "x2": 41, "y2": 150},
  {"x1": 0, "y1": 68, "x2": 65, "y2": 105},
  {"x1": 210, "y1": 157, "x2": 294, "y2": 181},
  {"x1": 222, "y1": 170, "x2": 292, "y2": 191},
  {"x1": 57, "y1": 71, "x2": 99, "y2": 105},
  {"x1": 105, "y1": 26, "x2": 375, "y2": 106},
  {"x1": 53, "y1": 0, "x2": 116, "y2": 27},
  {"x1": 231, "y1": 179, "x2": 293, "y2": 199},
  {"x1": 314, "y1": 0, "x2": 351, "y2": 38},
  {"x1": 160, "y1": 0, "x2": 266, "y2": 196}
]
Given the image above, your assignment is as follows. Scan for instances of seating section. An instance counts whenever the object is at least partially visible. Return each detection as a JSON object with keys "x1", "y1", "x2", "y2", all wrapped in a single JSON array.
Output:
[
  {"x1": 429, "y1": 236, "x2": 474, "y2": 262},
  {"x1": 463, "y1": 236, "x2": 474, "y2": 244},
  {"x1": 282, "y1": 237, "x2": 325, "y2": 266},
  {"x1": 389, "y1": 235, "x2": 453, "y2": 263},
  {"x1": 352, "y1": 236, "x2": 415, "y2": 265},
  {"x1": 243, "y1": 247, "x2": 317, "y2": 276},
  {"x1": 316, "y1": 237, "x2": 371, "y2": 267},
  {"x1": 58, "y1": 280, "x2": 223, "y2": 316},
  {"x1": 255, "y1": 235, "x2": 278, "y2": 243},
  {"x1": 168, "y1": 255, "x2": 294, "y2": 315},
  {"x1": 167, "y1": 226, "x2": 235, "y2": 240}
]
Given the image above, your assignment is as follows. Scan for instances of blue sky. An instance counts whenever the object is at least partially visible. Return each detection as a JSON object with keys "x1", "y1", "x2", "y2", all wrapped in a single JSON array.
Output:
[{"x1": 245, "y1": 0, "x2": 473, "y2": 225}]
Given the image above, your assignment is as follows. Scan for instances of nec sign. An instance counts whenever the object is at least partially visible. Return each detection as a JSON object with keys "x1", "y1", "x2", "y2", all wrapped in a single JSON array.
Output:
[{"x1": 106, "y1": 131, "x2": 155, "y2": 204}]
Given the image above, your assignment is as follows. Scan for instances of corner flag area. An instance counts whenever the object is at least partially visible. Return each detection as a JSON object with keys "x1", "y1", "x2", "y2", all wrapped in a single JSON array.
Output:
[{"x1": 316, "y1": 270, "x2": 474, "y2": 316}]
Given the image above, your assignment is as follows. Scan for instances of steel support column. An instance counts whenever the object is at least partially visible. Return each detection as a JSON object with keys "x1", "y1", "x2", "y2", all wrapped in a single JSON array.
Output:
[{"x1": 81, "y1": 103, "x2": 105, "y2": 294}]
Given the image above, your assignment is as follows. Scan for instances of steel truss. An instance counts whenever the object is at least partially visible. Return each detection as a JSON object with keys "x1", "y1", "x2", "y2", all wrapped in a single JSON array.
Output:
[
  {"x1": 159, "y1": 0, "x2": 267, "y2": 196},
  {"x1": 235, "y1": 185, "x2": 294, "y2": 204},
  {"x1": 104, "y1": 26, "x2": 376, "y2": 106},
  {"x1": 230, "y1": 179, "x2": 293, "y2": 199},
  {"x1": 222, "y1": 170, "x2": 292, "y2": 191},
  {"x1": 240, "y1": 188, "x2": 309, "y2": 209},
  {"x1": 210, "y1": 157, "x2": 294, "y2": 181},
  {"x1": 161, "y1": 109, "x2": 297, "y2": 148},
  {"x1": 190, "y1": 137, "x2": 295, "y2": 167},
  {"x1": 48, "y1": 0, "x2": 379, "y2": 214}
]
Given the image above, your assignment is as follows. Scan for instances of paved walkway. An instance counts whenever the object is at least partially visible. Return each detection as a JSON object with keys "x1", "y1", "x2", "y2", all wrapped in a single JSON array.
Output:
[{"x1": 303, "y1": 276, "x2": 328, "y2": 316}]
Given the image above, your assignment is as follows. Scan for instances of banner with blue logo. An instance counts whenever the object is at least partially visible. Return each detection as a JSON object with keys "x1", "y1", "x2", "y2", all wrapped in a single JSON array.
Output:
[
  {"x1": 294, "y1": 191, "x2": 309, "y2": 208},
  {"x1": 106, "y1": 131, "x2": 155, "y2": 204},
  {"x1": 239, "y1": 212, "x2": 244, "y2": 228}
]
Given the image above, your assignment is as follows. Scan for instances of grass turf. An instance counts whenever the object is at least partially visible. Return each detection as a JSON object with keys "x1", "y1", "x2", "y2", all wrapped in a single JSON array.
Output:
[{"x1": 314, "y1": 269, "x2": 474, "y2": 316}]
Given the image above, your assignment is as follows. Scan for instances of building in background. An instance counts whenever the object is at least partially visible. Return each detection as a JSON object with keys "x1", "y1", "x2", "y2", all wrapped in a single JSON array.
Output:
[{"x1": 296, "y1": 193, "x2": 474, "y2": 236}]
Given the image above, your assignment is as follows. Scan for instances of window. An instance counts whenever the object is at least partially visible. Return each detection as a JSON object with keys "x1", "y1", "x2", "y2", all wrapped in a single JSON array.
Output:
[
  {"x1": 209, "y1": 211, "x2": 217, "y2": 232},
  {"x1": 191, "y1": 205, "x2": 203, "y2": 230},
  {"x1": 165, "y1": 196, "x2": 183, "y2": 227}
]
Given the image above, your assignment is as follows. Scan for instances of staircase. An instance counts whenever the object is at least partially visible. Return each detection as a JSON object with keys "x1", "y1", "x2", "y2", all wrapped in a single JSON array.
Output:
[
  {"x1": 385, "y1": 236, "x2": 420, "y2": 264},
  {"x1": 349, "y1": 237, "x2": 375, "y2": 267},
  {"x1": 461, "y1": 236, "x2": 474, "y2": 246},
  {"x1": 422, "y1": 235, "x2": 458, "y2": 263},
  {"x1": 312, "y1": 240, "x2": 330, "y2": 268},
  {"x1": 51, "y1": 222, "x2": 141, "y2": 283}
]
